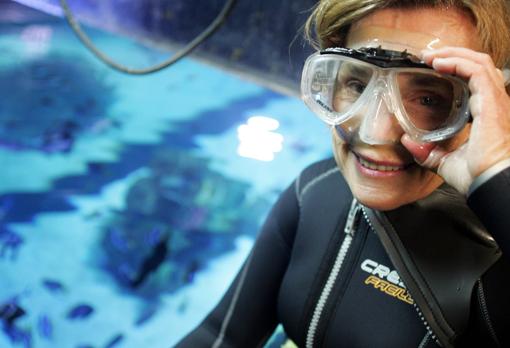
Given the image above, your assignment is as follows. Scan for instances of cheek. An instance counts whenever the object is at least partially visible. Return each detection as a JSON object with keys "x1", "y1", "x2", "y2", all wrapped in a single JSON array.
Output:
[{"x1": 331, "y1": 131, "x2": 350, "y2": 171}]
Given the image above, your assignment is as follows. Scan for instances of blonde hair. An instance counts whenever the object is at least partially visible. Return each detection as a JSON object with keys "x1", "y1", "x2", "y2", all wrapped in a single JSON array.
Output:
[{"x1": 304, "y1": 0, "x2": 510, "y2": 69}]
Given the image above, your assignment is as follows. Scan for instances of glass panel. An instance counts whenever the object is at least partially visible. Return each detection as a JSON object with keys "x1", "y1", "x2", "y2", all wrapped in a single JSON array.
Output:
[{"x1": 0, "y1": 2, "x2": 330, "y2": 347}]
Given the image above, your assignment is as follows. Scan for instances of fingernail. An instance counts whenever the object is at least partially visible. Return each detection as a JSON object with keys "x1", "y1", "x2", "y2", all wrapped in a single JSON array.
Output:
[
  {"x1": 402, "y1": 133, "x2": 427, "y2": 147},
  {"x1": 432, "y1": 57, "x2": 447, "y2": 68}
]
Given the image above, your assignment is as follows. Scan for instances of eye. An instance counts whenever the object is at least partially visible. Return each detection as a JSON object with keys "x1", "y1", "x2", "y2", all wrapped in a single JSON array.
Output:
[
  {"x1": 406, "y1": 91, "x2": 448, "y2": 110},
  {"x1": 419, "y1": 95, "x2": 442, "y2": 107},
  {"x1": 346, "y1": 80, "x2": 366, "y2": 94}
]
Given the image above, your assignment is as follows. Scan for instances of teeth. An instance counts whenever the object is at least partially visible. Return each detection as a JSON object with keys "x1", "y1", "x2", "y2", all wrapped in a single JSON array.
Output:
[{"x1": 358, "y1": 156, "x2": 403, "y2": 171}]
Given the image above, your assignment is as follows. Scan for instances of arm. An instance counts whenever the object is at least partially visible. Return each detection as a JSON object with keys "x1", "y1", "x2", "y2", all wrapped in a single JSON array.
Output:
[
  {"x1": 468, "y1": 166, "x2": 510, "y2": 257},
  {"x1": 175, "y1": 181, "x2": 300, "y2": 348},
  {"x1": 463, "y1": 167, "x2": 510, "y2": 348}
]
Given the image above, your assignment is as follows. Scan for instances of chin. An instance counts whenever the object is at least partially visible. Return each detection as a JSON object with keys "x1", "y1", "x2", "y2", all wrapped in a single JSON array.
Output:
[
  {"x1": 350, "y1": 185, "x2": 409, "y2": 211},
  {"x1": 348, "y1": 174, "x2": 443, "y2": 211},
  {"x1": 339, "y1": 157, "x2": 443, "y2": 211}
]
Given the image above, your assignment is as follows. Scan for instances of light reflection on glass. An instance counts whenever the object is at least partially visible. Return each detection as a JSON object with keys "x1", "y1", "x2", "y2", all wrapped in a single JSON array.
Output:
[
  {"x1": 237, "y1": 116, "x2": 284, "y2": 162},
  {"x1": 21, "y1": 25, "x2": 53, "y2": 57},
  {"x1": 11, "y1": 0, "x2": 63, "y2": 17}
]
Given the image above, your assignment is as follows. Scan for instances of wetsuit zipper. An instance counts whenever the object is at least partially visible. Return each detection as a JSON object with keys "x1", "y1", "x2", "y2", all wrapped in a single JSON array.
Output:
[
  {"x1": 305, "y1": 199, "x2": 360, "y2": 348},
  {"x1": 477, "y1": 279, "x2": 500, "y2": 347},
  {"x1": 360, "y1": 206, "x2": 440, "y2": 347}
]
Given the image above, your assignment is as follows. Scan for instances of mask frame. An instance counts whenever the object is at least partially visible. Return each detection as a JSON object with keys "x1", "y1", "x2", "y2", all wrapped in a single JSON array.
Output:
[{"x1": 301, "y1": 47, "x2": 471, "y2": 143}]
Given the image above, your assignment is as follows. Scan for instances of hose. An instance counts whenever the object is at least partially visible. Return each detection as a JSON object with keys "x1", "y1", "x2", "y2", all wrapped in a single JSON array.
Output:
[{"x1": 59, "y1": 0, "x2": 238, "y2": 75}]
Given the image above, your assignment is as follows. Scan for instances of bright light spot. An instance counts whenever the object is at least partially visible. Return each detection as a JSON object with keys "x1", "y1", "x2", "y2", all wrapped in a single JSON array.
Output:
[
  {"x1": 247, "y1": 116, "x2": 280, "y2": 131},
  {"x1": 237, "y1": 116, "x2": 284, "y2": 162},
  {"x1": 21, "y1": 25, "x2": 53, "y2": 57}
]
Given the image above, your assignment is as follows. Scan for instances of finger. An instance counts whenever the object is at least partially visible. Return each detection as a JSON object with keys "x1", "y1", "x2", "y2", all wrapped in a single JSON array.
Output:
[
  {"x1": 468, "y1": 94, "x2": 483, "y2": 119},
  {"x1": 431, "y1": 57, "x2": 504, "y2": 96},
  {"x1": 422, "y1": 47, "x2": 492, "y2": 66},
  {"x1": 422, "y1": 47, "x2": 503, "y2": 86},
  {"x1": 437, "y1": 144, "x2": 473, "y2": 195},
  {"x1": 422, "y1": 48, "x2": 500, "y2": 84}
]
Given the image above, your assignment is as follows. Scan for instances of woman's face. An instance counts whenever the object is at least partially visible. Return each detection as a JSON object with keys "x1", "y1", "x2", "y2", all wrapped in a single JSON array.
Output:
[{"x1": 333, "y1": 7, "x2": 480, "y2": 210}]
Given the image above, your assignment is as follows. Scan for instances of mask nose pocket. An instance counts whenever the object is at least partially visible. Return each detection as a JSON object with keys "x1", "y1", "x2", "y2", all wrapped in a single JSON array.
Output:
[{"x1": 358, "y1": 82, "x2": 402, "y2": 145}]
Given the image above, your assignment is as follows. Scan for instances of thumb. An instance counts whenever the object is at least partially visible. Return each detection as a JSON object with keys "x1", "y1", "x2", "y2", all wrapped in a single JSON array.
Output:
[{"x1": 401, "y1": 134, "x2": 448, "y2": 170}]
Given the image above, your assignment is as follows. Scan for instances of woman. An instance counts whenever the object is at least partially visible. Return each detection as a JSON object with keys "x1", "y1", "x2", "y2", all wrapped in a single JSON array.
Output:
[{"x1": 176, "y1": 1, "x2": 510, "y2": 347}]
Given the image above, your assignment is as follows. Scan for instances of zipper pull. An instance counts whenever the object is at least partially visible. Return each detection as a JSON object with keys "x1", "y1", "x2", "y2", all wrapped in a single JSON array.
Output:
[{"x1": 344, "y1": 198, "x2": 361, "y2": 235}]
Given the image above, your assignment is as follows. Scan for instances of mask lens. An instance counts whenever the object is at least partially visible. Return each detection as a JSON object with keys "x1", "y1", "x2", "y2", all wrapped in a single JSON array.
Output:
[
  {"x1": 303, "y1": 54, "x2": 375, "y2": 125},
  {"x1": 396, "y1": 72, "x2": 462, "y2": 131},
  {"x1": 333, "y1": 62, "x2": 374, "y2": 114}
]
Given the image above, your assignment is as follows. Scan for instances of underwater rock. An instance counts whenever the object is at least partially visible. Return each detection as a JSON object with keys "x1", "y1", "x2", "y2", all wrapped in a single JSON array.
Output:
[
  {"x1": 124, "y1": 177, "x2": 159, "y2": 216},
  {"x1": 100, "y1": 217, "x2": 174, "y2": 294},
  {"x1": 99, "y1": 147, "x2": 271, "y2": 298},
  {"x1": 0, "y1": 54, "x2": 116, "y2": 152},
  {"x1": 129, "y1": 230, "x2": 170, "y2": 288}
]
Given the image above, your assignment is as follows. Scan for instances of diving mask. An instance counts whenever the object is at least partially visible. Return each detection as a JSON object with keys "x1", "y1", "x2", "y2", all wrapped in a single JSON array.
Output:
[{"x1": 301, "y1": 47, "x2": 471, "y2": 143}]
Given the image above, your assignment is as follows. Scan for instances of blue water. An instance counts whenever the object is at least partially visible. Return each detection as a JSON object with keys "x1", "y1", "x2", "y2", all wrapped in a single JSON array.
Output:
[{"x1": 0, "y1": 5, "x2": 331, "y2": 348}]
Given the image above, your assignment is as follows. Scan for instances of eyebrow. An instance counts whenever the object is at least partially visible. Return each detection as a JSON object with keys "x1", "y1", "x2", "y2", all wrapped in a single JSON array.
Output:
[
  {"x1": 338, "y1": 64, "x2": 372, "y2": 80},
  {"x1": 406, "y1": 75, "x2": 451, "y2": 90}
]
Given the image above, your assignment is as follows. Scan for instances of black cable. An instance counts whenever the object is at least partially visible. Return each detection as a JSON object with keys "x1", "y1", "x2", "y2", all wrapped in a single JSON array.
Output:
[{"x1": 59, "y1": 0, "x2": 238, "y2": 75}]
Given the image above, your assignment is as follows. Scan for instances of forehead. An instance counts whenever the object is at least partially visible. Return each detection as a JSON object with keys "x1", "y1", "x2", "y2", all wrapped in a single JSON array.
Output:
[{"x1": 346, "y1": 7, "x2": 481, "y2": 55}]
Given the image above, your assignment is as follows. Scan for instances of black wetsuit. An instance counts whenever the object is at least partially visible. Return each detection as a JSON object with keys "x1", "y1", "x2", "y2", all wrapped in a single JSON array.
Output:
[{"x1": 176, "y1": 158, "x2": 510, "y2": 348}]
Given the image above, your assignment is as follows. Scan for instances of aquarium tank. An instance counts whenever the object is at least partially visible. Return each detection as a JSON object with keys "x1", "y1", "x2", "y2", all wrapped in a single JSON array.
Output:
[{"x1": 0, "y1": 1, "x2": 330, "y2": 347}]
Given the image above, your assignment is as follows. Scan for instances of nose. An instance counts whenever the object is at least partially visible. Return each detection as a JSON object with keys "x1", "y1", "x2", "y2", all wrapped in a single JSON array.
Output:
[{"x1": 358, "y1": 90, "x2": 403, "y2": 145}]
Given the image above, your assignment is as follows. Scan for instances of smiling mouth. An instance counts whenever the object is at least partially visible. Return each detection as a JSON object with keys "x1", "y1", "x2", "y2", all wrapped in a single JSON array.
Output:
[{"x1": 354, "y1": 152, "x2": 411, "y2": 172}]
